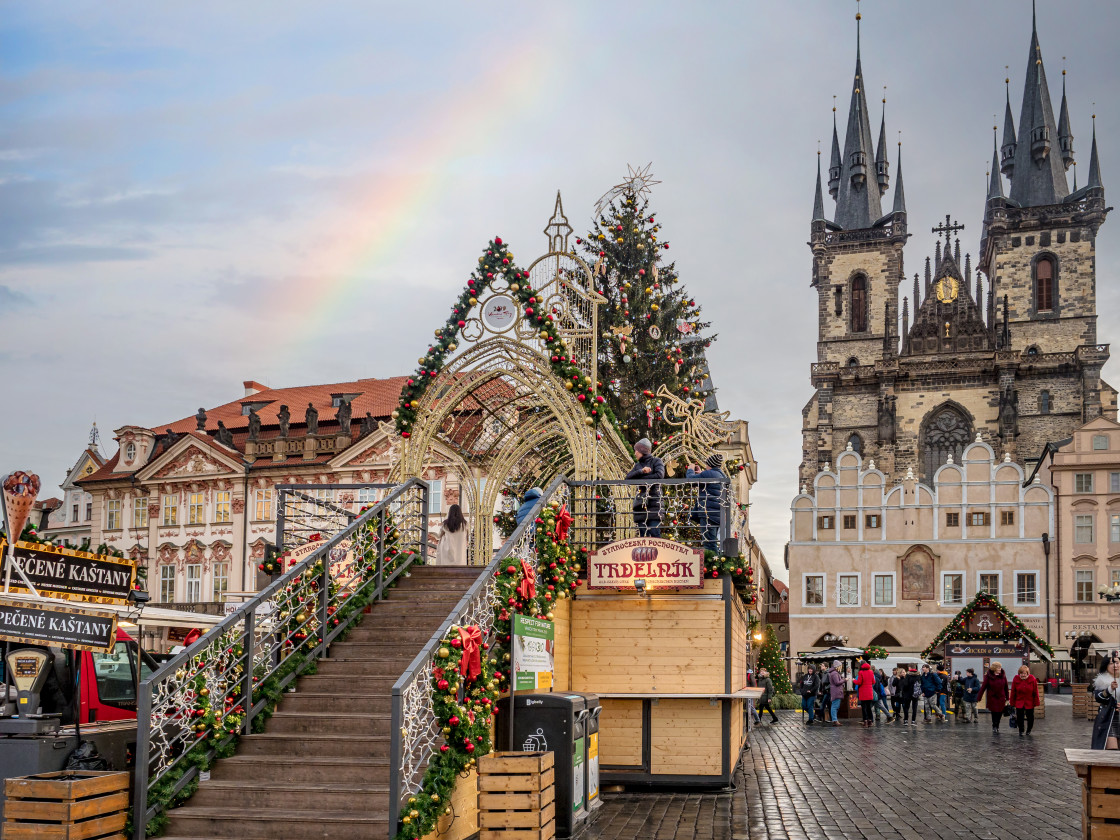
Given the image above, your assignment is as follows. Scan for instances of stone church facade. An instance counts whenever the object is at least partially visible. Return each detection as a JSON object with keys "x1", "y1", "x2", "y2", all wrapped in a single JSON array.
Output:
[{"x1": 800, "y1": 10, "x2": 1112, "y2": 492}]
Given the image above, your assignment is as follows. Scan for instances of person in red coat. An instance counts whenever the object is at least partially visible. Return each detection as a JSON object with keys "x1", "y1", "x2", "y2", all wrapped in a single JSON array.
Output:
[
  {"x1": 855, "y1": 661, "x2": 876, "y2": 727},
  {"x1": 1011, "y1": 665, "x2": 1041, "y2": 736},
  {"x1": 976, "y1": 661, "x2": 1011, "y2": 732}
]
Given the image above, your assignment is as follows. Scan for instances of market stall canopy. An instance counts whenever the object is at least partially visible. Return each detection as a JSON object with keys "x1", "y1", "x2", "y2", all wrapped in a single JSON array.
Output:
[
  {"x1": 797, "y1": 646, "x2": 866, "y2": 661},
  {"x1": 921, "y1": 591, "x2": 1054, "y2": 660}
]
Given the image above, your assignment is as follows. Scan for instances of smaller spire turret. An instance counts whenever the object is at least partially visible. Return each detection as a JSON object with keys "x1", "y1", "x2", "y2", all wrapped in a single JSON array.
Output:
[
  {"x1": 988, "y1": 128, "x2": 1006, "y2": 201},
  {"x1": 892, "y1": 141, "x2": 906, "y2": 215},
  {"x1": 813, "y1": 152, "x2": 827, "y2": 222},
  {"x1": 901, "y1": 296, "x2": 909, "y2": 354},
  {"x1": 913, "y1": 272, "x2": 920, "y2": 310},
  {"x1": 1001, "y1": 75, "x2": 1017, "y2": 178},
  {"x1": 975, "y1": 271, "x2": 983, "y2": 307},
  {"x1": 875, "y1": 93, "x2": 890, "y2": 192},
  {"x1": 964, "y1": 253, "x2": 971, "y2": 283},
  {"x1": 828, "y1": 105, "x2": 841, "y2": 198},
  {"x1": 924, "y1": 256, "x2": 932, "y2": 293},
  {"x1": 1058, "y1": 66, "x2": 1075, "y2": 170},
  {"x1": 1087, "y1": 114, "x2": 1104, "y2": 190}
]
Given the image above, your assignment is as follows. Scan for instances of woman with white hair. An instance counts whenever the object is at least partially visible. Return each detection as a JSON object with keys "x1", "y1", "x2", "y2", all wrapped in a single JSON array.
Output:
[
  {"x1": 976, "y1": 661, "x2": 1011, "y2": 732},
  {"x1": 1092, "y1": 653, "x2": 1120, "y2": 749},
  {"x1": 827, "y1": 660, "x2": 845, "y2": 726}
]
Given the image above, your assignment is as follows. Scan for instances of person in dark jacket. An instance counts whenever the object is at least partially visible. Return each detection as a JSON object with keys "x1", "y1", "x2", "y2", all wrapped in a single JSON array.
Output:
[
  {"x1": 960, "y1": 668, "x2": 981, "y2": 723},
  {"x1": 799, "y1": 666, "x2": 820, "y2": 724},
  {"x1": 515, "y1": 487, "x2": 543, "y2": 527},
  {"x1": 626, "y1": 438, "x2": 666, "y2": 537},
  {"x1": 755, "y1": 667, "x2": 779, "y2": 724},
  {"x1": 1092, "y1": 654, "x2": 1120, "y2": 750},
  {"x1": 901, "y1": 666, "x2": 922, "y2": 726},
  {"x1": 686, "y1": 453, "x2": 724, "y2": 552},
  {"x1": 976, "y1": 661, "x2": 1011, "y2": 732},
  {"x1": 887, "y1": 668, "x2": 905, "y2": 723},
  {"x1": 816, "y1": 665, "x2": 832, "y2": 723},
  {"x1": 950, "y1": 671, "x2": 965, "y2": 719},
  {"x1": 827, "y1": 661, "x2": 845, "y2": 726},
  {"x1": 919, "y1": 665, "x2": 945, "y2": 722},
  {"x1": 1011, "y1": 664, "x2": 1040, "y2": 736}
]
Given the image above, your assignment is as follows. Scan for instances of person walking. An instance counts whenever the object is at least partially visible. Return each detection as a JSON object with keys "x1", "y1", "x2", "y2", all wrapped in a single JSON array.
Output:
[
  {"x1": 816, "y1": 665, "x2": 832, "y2": 724},
  {"x1": 854, "y1": 660, "x2": 876, "y2": 727},
  {"x1": 798, "y1": 666, "x2": 820, "y2": 725},
  {"x1": 961, "y1": 668, "x2": 981, "y2": 723},
  {"x1": 888, "y1": 668, "x2": 905, "y2": 723},
  {"x1": 901, "y1": 666, "x2": 922, "y2": 726},
  {"x1": 435, "y1": 504, "x2": 469, "y2": 565},
  {"x1": 515, "y1": 488, "x2": 543, "y2": 526},
  {"x1": 977, "y1": 661, "x2": 1011, "y2": 732},
  {"x1": 625, "y1": 438, "x2": 666, "y2": 537},
  {"x1": 872, "y1": 670, "x2": 893, "y2": 723},
  {"x1": 937, "y1": 665, "x2": 951, "y2": 716},
  {"x1": 685, "y1": 454, "x2": 724, "y2": 553},
  {"x1": 950, "y1": 671, "x2": 965, "y2": 720},
  {"x1": 828, "y1": 660, "x2": 845, "y2": 726},
  {"x1": 1011, "y1": 665, "x2": 1040, "y2": 736},
  {"x1": 919, "y1": 664, "x2": 945, "y2": 723},
  {"x1": 1092, "y1": 654, "x2": 1120, "y2": 750},
  {"x1": 755, "y1": 667, "x2": 779, "y2": 725}
]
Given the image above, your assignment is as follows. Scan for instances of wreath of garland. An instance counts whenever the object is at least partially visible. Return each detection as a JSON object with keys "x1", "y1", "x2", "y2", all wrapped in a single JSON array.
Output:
[
  {"x1": 392, "y1": 237, "x2": 623, "y2": 441},
  {"x1": 921, "y1": 591, "x2": 1054, "y2": 659},
  {"x1": 862, "y1": 645, "x2": 889, "y2": 660}
]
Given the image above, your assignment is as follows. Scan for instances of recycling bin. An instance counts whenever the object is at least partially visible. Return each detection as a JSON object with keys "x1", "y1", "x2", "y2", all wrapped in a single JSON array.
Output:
[
  {"x1": 497, "y1": 693, "x2": 589, "y2": 838},
  {"x1": 569, "y1": 692, "x2": 601, "y2": 813}
]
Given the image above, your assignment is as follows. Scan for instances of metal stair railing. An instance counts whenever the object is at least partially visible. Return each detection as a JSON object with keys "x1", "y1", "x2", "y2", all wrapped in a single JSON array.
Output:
[
  {"x1": 132, "y1": 478, "x2": 430, "y2": 840},
  {"x1": 389, "y1": 475, "x2": 568, "y2": 833}
]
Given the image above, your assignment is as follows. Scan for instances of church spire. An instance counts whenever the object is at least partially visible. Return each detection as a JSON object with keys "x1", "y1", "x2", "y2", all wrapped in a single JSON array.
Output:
[
  {"x1": 1087, "y1": 114, "x2": 1104, "y2": 190},
  {"x1": 813, "y1": 152, "x2": 827, "y2": 222},
  {"x1": 828, "y1": 104, "x2": 841, "y2": 198},
  {"x1": 1001, "y1": 76, "x2": 1017, "y2": 178},
  {"x1": 988, "y1": 128, "x2": 1005, "y2": 201},
  {"x1": 913, "y1": 272, "x2": 920, "y2": 310},
  {"x1": 875, "y1": 93, "x2": 890, "y2": 193},
  {"x1": 892, "y1": 141, "x2": 907, "y2": 215},
  {"x1": 1058, "y1": 66, "x2": 1075, "y2": 170},
  {"x1": 834, "y1": 6, "x2": 884, "y2": 229},
  {"x1": 1007, "y1": 3, "x2": 1069, "y2": 206}
]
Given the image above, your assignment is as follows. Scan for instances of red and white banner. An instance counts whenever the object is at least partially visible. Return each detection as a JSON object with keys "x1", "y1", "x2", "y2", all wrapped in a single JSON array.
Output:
[{"x1": 587, "y1": 537, "x2": 703, "y2": 591}]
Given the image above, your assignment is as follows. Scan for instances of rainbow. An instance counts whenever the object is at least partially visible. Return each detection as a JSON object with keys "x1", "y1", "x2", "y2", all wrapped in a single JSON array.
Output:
[{"x1": 272, "y1": 29, "x2": 562, "y2": 347}]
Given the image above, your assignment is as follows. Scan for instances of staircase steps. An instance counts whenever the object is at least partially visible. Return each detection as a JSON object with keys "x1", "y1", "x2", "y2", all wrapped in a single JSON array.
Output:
[{"x1": 161, "y1": 564, "x2": 485, "y2": 840}]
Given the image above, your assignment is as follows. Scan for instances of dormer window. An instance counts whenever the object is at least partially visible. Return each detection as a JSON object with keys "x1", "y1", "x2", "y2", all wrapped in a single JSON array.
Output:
[
  {"x1": 241, "y1": 401, "x2": 270, "y2": 415},
  {"x1": 331, "y1": 393, "x2": 359, "y2": 408},
  {"x1": 125, "y1": 442, "x2": 136, "y2": 461}
]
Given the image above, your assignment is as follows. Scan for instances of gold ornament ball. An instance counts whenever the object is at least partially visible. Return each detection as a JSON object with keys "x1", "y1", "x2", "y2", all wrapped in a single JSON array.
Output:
[
  {"x1": 408, "y1": 797, "x2": 417, "y2": 805},
  {"x1": 469, "y1": 297, "x2": 477, "y2": 305},
  {"x1": 645, "y1": 287, "x2": 652, "y2": 294},
  {"x1": 448, "y1": 343, "x2": 457, "y2": 351},
  {"x1": 584, "y1": 417, "x2": 594, "y2": 426},
  {"x1": 402, "y1": 816, "x2": 411, "y2": 825},
  {"x1": 503, "y1": 653, "x2": 511, "y2": 662},
  {"x1": 410, "y1": 400, "x2": 419, "y2": 408},
  {"x1": 637, "y1": 243, "x2": 644, "y2": 250},
  {"x1": 445, "y1": 807, "x2": 452, "y2": 815},
  {"x1": 546, "y1": 611, "x2": 554, "y2": 620},
  {"x1": 510, "y1": 283, "x2": 520, "y2": 292},
  {"x1": 295, "y1": 613, "x2": 307, "y2": 623},
  {"x1": 431, "y1": 794, "x2": 441, "y2": 803},
  {"x1": 391, "y1": 410, "x2": 399, "y2": 419},
  {"x1": 410, "y1": 810, "x2": 419, "y2": 819},
  {"x1": 442, "y1": 726, "x2": 451, "y2": 735},
  {"x1": 438, "y1": 647, "x2": 450, "y2": 658},
  {"x1": 565, "y1": 381, "x2": 574, "y2": 390},
  {"x1": 418, "y1": 357, "x2": 426, "y2": 365},
  {"x1": 651, "y1": 303, "x2": 659, "y2": 311}
]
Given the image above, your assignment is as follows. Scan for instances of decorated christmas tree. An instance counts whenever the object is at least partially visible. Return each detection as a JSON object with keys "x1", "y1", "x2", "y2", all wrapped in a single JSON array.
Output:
[
  {"x1": 574, "y1": 165, "x2": 716, "y2": 449},
  {"x1": 757, "y1": 625, "x2": 791, "y2": 694}
]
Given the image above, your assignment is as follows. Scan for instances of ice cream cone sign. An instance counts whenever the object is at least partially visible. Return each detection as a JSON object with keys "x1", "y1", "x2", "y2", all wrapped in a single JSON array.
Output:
[{"x1": 2, "y1": 471, "x2": 40, "y2": 544}]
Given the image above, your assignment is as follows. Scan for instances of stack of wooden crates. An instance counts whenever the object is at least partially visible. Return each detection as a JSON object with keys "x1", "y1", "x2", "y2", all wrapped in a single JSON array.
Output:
[
  {"x1": 478, "y1": 752, "x2": 555, "y2": 840},
  {"x1": 2, "y1": 771, "x2": 129, "y2": 840}
]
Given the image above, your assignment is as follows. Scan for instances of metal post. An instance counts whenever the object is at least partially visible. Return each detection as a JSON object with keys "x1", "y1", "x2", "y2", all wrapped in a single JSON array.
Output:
[
  {"x1": 276, "y1": 490, "x2": 287, "y2": 552},
  {"x1": 377, "y1": 511, "x2": 386, "y2": 600},
  {"x1": 318, "y1": 555, "x2": 329, "y2": 659},
  {"x1": 242, "y1": 608, "x2": 255, "y2": 735},
  {"x1": 719, "y1": 479, "x2": 732, "y2": 547},
  {"x1": 419, "y1": 484, "x2": 430, "y2": 564},
  {"x1": 389, "y1": 688, "x2": 403, "y2": 832},
  {"x1": 132, "y1": 683, "x2": 152, "y2": 840}
]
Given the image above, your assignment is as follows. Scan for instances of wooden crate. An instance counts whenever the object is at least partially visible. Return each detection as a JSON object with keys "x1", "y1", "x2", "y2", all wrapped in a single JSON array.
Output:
[
  {"x1": 478, "y1": 752, "x2": 555, "y2": 840},
  {"x1": 1075, "y1": 684, "x2": 1095, "y2": 720},
  {"x1": 1067, "y1": 749, "x2": 1120, "y2": 839},
  {"x1": 2, "y1": 771, "x2": 129, "y2": 840}
]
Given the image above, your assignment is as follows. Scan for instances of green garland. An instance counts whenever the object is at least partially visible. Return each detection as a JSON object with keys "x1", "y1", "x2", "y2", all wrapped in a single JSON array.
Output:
[
  {"x1": 396, "y1": 625, "x2": 499, "y2": 840},
  {"x1": 703, "y1": 551, "x2": 757, "y2": 605},
  {"x1": 921, "y1": 591, "x2": 1055, "y2": 659},
  {"x1": 863, "y1": 645, "x2": 888, "y2": 660},
  {"x1": 392, "y1": 238, "x2": 623, "y2": 440}
]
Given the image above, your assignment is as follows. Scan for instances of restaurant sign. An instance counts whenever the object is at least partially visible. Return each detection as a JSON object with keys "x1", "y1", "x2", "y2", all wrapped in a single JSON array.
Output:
[
  {"x1": 0, "y1": 596, "x2": 118, "y2": 653},
  {"x1": 2, "y1": 540, "x2": 137, "y2": 605},
  {"x1": 588, "y1": 538, "x2": 704, "y2": 591}
]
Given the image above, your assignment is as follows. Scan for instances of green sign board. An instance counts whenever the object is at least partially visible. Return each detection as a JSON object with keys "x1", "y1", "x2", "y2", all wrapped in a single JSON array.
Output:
[{"x1": 512, "y1": 614, "x2": 555, "y2": 691}]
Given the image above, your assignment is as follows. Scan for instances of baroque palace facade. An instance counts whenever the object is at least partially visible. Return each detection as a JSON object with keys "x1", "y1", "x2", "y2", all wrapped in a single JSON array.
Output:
[{"x1": 790, "y1": 7, "x2": 1111, "y2": 658}]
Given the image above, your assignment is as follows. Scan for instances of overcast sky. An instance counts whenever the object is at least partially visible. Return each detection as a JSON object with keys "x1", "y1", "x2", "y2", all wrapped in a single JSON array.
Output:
[{"x1": 1, "y1": 1, "x2": 1117, "y2": 574}]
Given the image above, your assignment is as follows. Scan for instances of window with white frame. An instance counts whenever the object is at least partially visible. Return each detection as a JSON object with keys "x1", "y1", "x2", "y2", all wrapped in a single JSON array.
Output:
[
  {"x1": 72, "y1": 503, "x2": 79, "y2": 522},
  {"x1": 85, "y1": 502, "x2": 92, "y2": 521},
  {"x1": 254, "y1": 489, "x2": 274, "y2": 521},
  {"x1": 126, "y1": 442, "x2": 136, "y2": 460},
  {"x1": 1112, "y1": 569, "x2": 1120, "y2": 588},
  {"x1": 105, "y1": 499, "x2": 121, "y2": 530},
  {"x1": 428, "y1": 480, "x2": 443, "y2": 514},
  {"x1": 1015, "y1": 572, "x2": 1038, "y2": 606},
  {"x1": 185, "y1": 564, "x2": 202, "y2": 602},
  {"x1": 357, "y1": 487, "x2": 379, "y2": 505},
  {"x1": 979, "y1": 573, "x2": 1000, "y2": 597},
  {"x1": 188, "y1": 493, "x2": 205, "y2": 525},
  {"x1": 1076, "y1": 473, "x2": 1095, "y2": 494},
  {"x1": 213, "y1": 562, "x2": 229, "y2": 600},
  {"x1": 1076, "y1": 569, "x2": 1095, "y2": 603},
  {"x1": 162, "y1": 495, "x2": 178, "y2": 526},
  {"x1": 838, "y1": 574, "x2": 859, "y2": 607},
  {"x1": 942, "y1": 573, "x2": 964, "y2": 605},
  {"x1": 134, "y1": 497, "x2": 148, "y2": 529},
  {"x1": 1076, "y1": 514, "x2": 1095, "y2": 544},
  {"x1": 214, "y1": 491, "x2": 231, "y2": 523},
  {"x1": 804, "y1": 575, "x2": 824, "y2": 606},
  {"x1": 1112, "y1": 472, "x2": 1120, "y2": 493},
  {"x1": 1094, "y1": 435, "x2": 1110, "y2": 451},
  {"x1": 1112, "y1": 514, "x2": 1120, "y2": 543},
  {"x1": 159, "y1": 565, "x2": 175, "y2": 603},
  {"x1": 872, "y1": 574, "x2": 894, "y2": 606}
]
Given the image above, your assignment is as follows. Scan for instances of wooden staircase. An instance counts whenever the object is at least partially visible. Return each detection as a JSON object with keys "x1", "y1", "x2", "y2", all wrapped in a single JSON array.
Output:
[{"x1": 160, "y1": 565, "x2": 484, "y2": 840}]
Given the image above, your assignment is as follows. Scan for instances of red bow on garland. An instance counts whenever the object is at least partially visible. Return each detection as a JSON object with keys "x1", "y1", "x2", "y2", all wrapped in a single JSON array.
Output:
[
  {"x1": 553, "y1": 505, "x2": 573, "y2": 543},
  {"x1": 516, "y1": 557, "x2": 537, "y2": 602},
  {"x1": 458, "y1": 625, "x2": 483, "y2": 682}
]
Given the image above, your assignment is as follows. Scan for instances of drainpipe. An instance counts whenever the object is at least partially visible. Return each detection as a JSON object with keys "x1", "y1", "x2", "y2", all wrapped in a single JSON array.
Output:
[{"x1": 1042, "y1": 531, "x2": 1051, "y2": 683}]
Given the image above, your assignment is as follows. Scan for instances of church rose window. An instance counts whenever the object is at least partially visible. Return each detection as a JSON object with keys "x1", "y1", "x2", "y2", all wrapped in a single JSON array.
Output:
[
  {"x1": 851, "y1": 276, "x2": 868, "y2": 333},
  {"x1": 1035, "y1": 257, "x2": 1055, "y2": 311},
  {"x1": 922, "y1": 406, "x2": 972, "y2": 481}
]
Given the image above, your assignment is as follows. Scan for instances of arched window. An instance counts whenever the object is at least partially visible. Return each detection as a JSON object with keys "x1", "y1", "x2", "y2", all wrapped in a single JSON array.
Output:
[
  {"x1": 125, "y1": 442, "x2": 136, "y2": 461},
  {"x1": 922, "y1": 404, "x2": 973, "y2": 481},
  {"x1": 1035, "y1": 256, "x2": 1055, "y2": 311},
  {"x1": 1026, "y1": 345, "x2": 1040, "y2": 357},
  {"x1": 1039, "y1": 390, "x2": 1051, "y2": 415},
  {"x1": 867, "y1": 631, "x2": 902, "y2": 648},
  {"x1": 851, "y1": 276, "x2": 868, "y2": 333},
  {"x1": 847, "y1": 357, "x2": 860, "y2": 368},
  {"x1": 847, "y1": 434, "x2": 863, "y2": 455},
  {"x1": 834, "y1": 286, "x2": 843, "y2": 317}
]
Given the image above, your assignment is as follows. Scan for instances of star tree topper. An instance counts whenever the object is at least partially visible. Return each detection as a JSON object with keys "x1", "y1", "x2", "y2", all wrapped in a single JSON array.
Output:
[{"x1": 593, "y1": 163, "x2": 662, "y2": 218}]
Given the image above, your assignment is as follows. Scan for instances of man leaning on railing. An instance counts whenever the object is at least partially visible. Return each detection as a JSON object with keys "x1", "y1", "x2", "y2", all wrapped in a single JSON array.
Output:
[
  {"x1": 625, "y1": 437, "x2": 665, "y2": 538},
  {"x1": 686, "y1": 453, "x2": 724, "y2": 553}
]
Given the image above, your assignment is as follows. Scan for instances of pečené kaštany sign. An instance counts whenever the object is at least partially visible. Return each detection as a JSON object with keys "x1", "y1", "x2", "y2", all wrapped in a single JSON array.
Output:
[
  {"x1": 0, "y1": 596, "x2": 118, "y2": 653},
  {"x1": 2, "y1": 540, "x2": 137, "y2": 605}
]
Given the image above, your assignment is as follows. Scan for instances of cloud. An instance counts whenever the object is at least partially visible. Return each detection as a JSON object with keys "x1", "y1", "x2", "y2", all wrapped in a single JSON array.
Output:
[{"x1": 0, "y1": 285, "x2": 32, "y2": 310}]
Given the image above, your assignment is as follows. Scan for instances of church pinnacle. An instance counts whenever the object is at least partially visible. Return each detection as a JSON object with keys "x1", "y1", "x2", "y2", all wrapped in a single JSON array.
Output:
[{"x1": 833, "y1": 8, "x2": 884, "y2": 230}]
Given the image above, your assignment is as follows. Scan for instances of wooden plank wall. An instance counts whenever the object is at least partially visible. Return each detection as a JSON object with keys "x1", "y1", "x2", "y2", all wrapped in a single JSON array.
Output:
[
  {"x1": 729, "y1": 587, "x2": 748, "y2": 692},
  {"x1": 598, "y1": 699, "x2": 644, "y2": 767},
  {"x1": 421, "y1": 766, "x2": 479, "y2": 840},
  {"x1": 570, "y1": 580, "x2": 726, "y2": 694},
  {"x1": 649, "y1": 700, "x2": 722, "y2": 776},
  {"x1": 552, "y1": 598, "x2": 571, "y2": 691}
]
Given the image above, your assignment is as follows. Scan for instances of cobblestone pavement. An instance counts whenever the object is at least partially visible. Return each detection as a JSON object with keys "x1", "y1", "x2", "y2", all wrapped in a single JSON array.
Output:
[{"x1": 590, "y1": 695, "x2": 1088, "y2": 840}]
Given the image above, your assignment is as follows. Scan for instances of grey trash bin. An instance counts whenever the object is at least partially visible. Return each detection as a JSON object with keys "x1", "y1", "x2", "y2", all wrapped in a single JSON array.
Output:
[
  {"x1": 567, "y1": 692, "x2": 601, "y2": 813},
  {"x1": 497, "y1": 692, "x2": 589, "y2": 838}
]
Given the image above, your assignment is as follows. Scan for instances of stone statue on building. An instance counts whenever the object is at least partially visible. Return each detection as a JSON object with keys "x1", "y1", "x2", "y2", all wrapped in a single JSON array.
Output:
[
  {"x1": 277, "y1": 404, "x2": 290, "y2": 437},
  {"x1": 336, "y1": 398, "x2": 352, "y2": 435},
  {"x1": 247, "y1": 407, "x2": 261, "y2": 441},
  {"x1": 305, "y1": 402, "x2": 319, "y2": 435},
  {"x1": 195, "y1": 408, "x2": 207, "y2": 430},
  {"x1": 216, "y1": 421, "x2": 234, "y2": 448},
  {"x1": 999, "y1": 385, "x2": 1019, "y2": 439},
  {"x1": 160, "y1": 427, "x2": 179, "y2": 451},
  {"x1": 877, "y1": 394, "x2": 897, "y2": 445},
  {"x1": 360, "y1": 412, "x2": 376, "y2": 437}
]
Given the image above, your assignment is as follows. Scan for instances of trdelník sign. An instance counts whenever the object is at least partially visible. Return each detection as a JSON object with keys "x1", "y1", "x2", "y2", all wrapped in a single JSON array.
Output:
[{"x1": 587, "y1": 537, "x2": 703, "y2": 590}]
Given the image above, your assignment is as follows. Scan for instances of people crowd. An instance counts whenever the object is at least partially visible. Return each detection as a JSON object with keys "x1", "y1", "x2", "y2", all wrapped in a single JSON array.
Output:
[{"x1": 793, "y1": 658, "x2": 1042, "y2": 735}]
